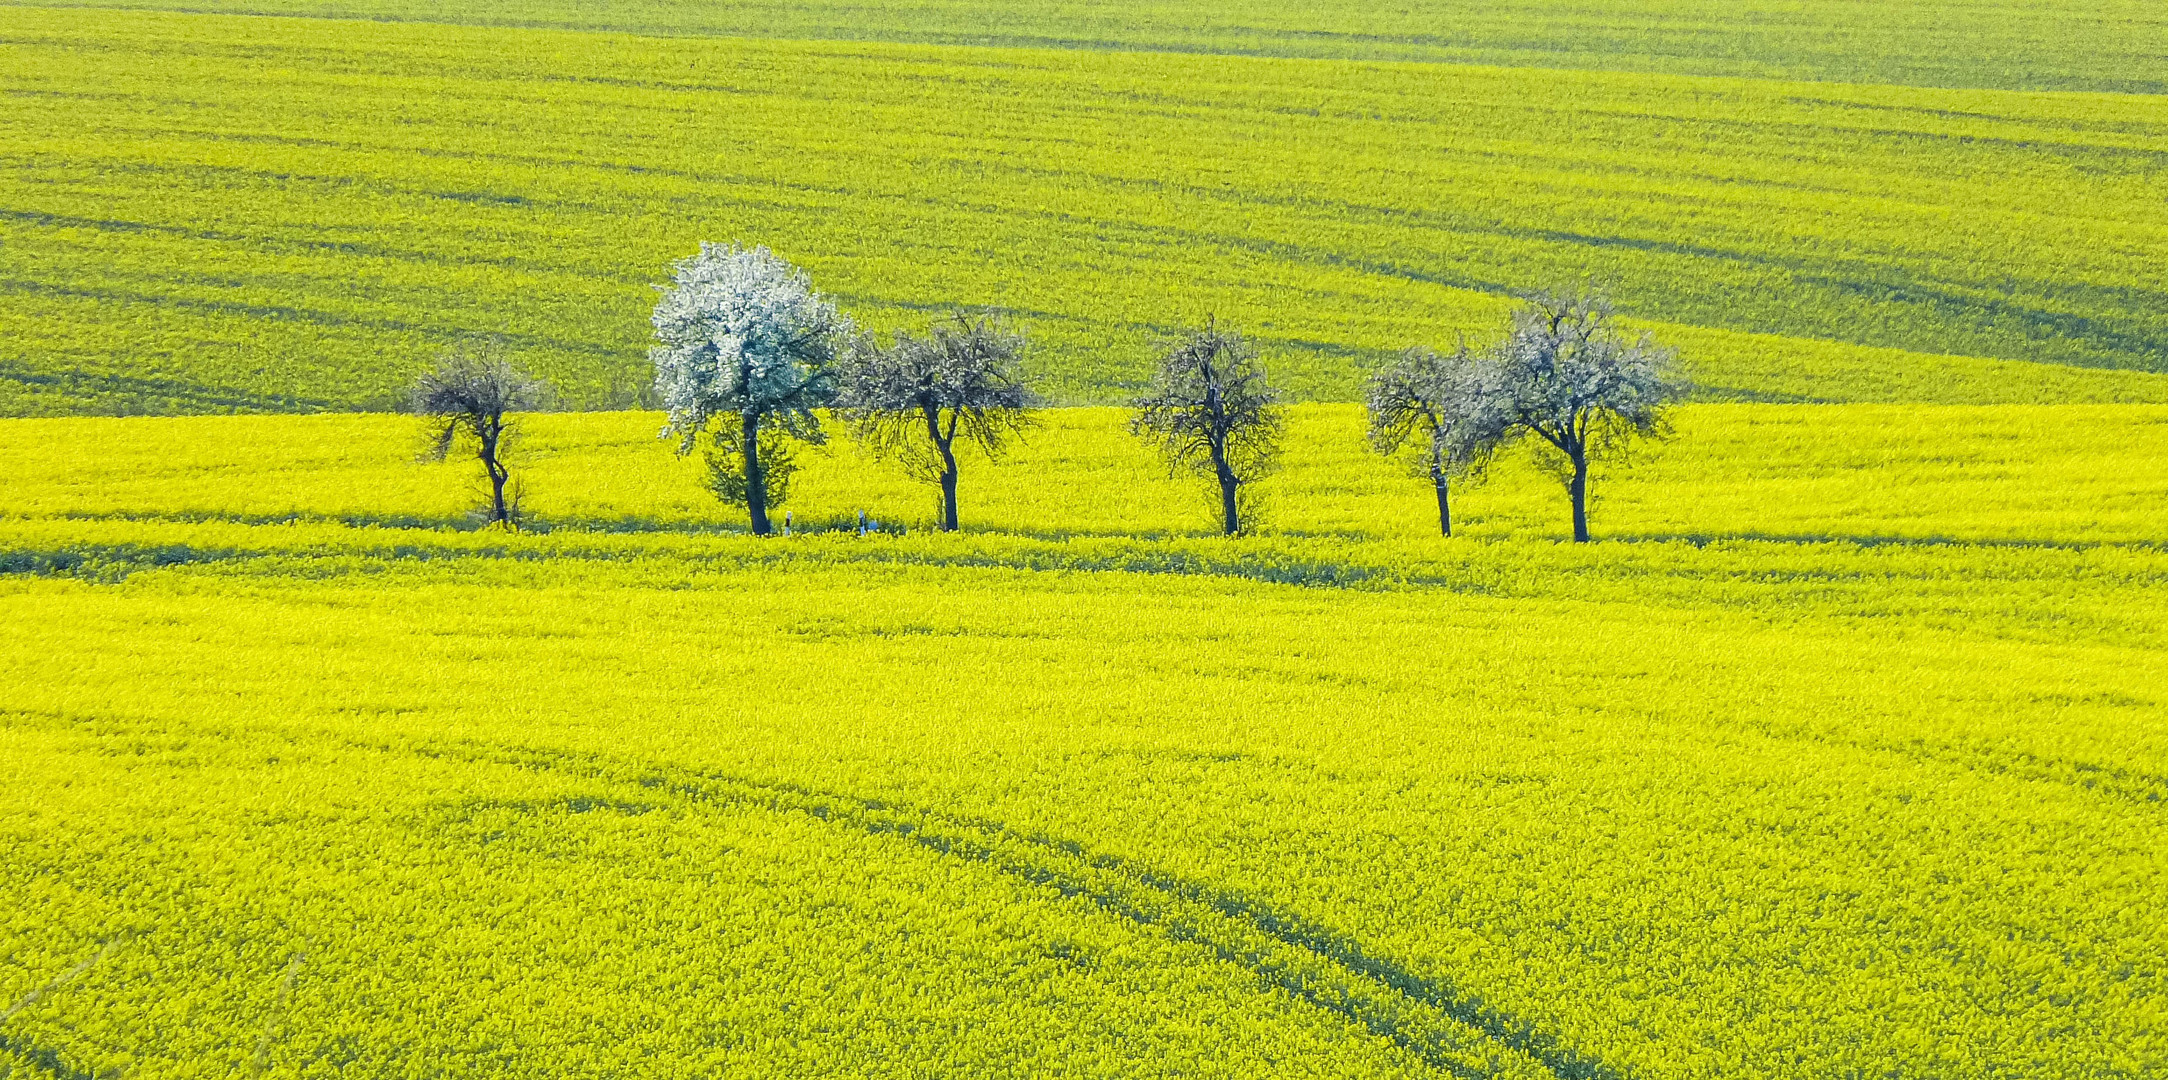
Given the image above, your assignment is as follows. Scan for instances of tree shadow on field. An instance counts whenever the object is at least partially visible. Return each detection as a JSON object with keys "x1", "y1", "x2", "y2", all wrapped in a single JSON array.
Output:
[
  {"x1": 41, "y1": 507, "x2": 1342, "y2": 544},
  {"x1": 38, "y1": 508, "x2": 485, "y2": 532},
  {"x1": 0, "y1": 1030, "x2": 100, "y2": 1080}
]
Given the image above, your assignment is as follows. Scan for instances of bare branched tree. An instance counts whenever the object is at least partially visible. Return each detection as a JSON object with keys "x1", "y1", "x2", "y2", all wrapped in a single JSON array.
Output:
[
  {"x1": 835, "y1": 314, "x2": 1036, "y2": 532},
  {"x1": 1131, "y1": 318, "x2": 1282, "y2": 536},
  {"x1": 1365, "y1": 340, "x2": 1511, "y2": 536},
  {"x1": 412, "y1": 342, "x2": 552, "y2": 528},
  {"x1": 1495, "y1": 287, "x2": 1686, "y2": 542}
]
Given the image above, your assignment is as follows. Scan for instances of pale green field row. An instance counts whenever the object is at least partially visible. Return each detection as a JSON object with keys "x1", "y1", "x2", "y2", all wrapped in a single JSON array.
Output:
[
  {"x1": 5, "y1": 405, "x2": 2165, "y2": 545},
  {"x1": 18, "y1": 0, "x2": 2165, "y2": 94},
  {"x1": 3, "y1": 9, "x2": 2166, "y2": 415},
  {"x1": 3, "y1": 509, "x2": 2164, "y2": 1077}
]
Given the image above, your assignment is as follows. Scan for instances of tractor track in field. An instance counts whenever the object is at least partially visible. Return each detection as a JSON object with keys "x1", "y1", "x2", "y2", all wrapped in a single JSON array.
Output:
[
  {"x1": 6, "y1": 711, "x2": 1617, "y2": 1077},
  {"x1": 10, "y1": 709, "x2": 2166, "y2": 1075},
  {"x1": 420, "y1": 737, "x2": 1624, "y2": 1080}
]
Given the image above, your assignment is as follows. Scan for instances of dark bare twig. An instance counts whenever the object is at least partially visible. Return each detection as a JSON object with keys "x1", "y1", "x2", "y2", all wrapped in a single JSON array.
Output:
[
  {"x1": 834, "y1": 314, "x2": 1036, "y2": 532},
  {"x1": 1131, "y1": 317, "x2": 1282, "y2": 536}
]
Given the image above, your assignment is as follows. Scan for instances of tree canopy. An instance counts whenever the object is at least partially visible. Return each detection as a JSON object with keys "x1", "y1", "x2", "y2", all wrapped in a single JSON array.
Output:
[
  {"x1": 1132, "y1": 319, "x2": 1282, "y2": 536},
  {"x1": 650, "y1": 243, "x2": 851, "y2": 534},
  {"x1": 1494, "y1": 287, "x2": 1686, "y2": 541},
  {"x1": 834, "y1": 314, "x2": 1035, "y2": 532},
  {"x1": 411, "y1": 341, "x2": 551, "y2": 528},
  {"x1": 1364, "y1": 341, "x2": 1510, "y2": 536}
]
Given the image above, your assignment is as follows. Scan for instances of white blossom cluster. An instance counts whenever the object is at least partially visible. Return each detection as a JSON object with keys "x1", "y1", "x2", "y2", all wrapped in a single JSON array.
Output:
[
  {"x1": 650, "y1": 242, "x2": 850, "y2": 451},
  {"x1": 1495, "y1": 292, "x2": 1679, "y2": 449}
]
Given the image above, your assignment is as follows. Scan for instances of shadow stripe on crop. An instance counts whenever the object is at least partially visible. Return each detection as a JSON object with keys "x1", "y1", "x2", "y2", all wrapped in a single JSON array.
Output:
[
  {"x1": 16, "y1": 508, "x2": 1245, "y2": 541},
  {"x1": 433, "y1": 739, "x2": 1621, "y2": 1080},
  {"x1": 0, "y1": 360, "x2": 338, "y2": 415},
  {"x1": 0, "y1": 207, "x2": 644, "y2": 285},
  {"x1": 5, "y1": 528, "x2": 2162, "y2": 594},
  {"x1": 1850, "y1": 733, "x2": 2166, "y2": 808},
  {"x1": 0, "y1": 1033, "x2": 99, "y2": 1080},
  {"x1": 0, "y1": 278, "x2": 626, "y2": 361},
  {"x1": 0, "y1": 535, "x2": 1427, "y2": 589},
  {"x1": 27, "y1": 108, "x2": 2167, "y2": 377},
  {"x1": 880, "y1": 182, "x2": 2168, "y2": 374}
]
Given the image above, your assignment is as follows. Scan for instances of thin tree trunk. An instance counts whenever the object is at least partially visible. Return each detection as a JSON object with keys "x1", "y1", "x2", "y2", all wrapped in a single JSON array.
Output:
[
  {"x1": 488, "y1": 462, "x2": 509, "y2": 525},
  {"x1": 481, "y1": 418, "x2": 510, "y2": 526},
  {"x1": 1431, "y1": 455, "x2": 1451, "y2": 537},
  {"x1": 939, "y1": 463, "x2": 960, "y2": 531},
  {"x1": 1201, "y1": 346, "x2": 1238, "y2": 536},
  {"x1": 1569, "y1": 448, "x2": 1590, "y2": 543},
  {"x1": 741, "y1": 410, "x2": 770, "y2": 535},
  {"x1": 925, "y1": 405, "x2": 960, "y2": 532},
  {"x1": 1212, "y1": 444, "x2": 1240, "y2": 536}
]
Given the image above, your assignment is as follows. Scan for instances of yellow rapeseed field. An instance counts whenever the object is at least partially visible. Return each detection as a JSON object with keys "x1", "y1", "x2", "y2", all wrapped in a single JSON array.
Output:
[
  {"x1": 4, "y1": 1, "x2": 2165, "y2": 1075},
  {"x1": 2, "y1": 407, "x2": 2163, "y2": 1078}
]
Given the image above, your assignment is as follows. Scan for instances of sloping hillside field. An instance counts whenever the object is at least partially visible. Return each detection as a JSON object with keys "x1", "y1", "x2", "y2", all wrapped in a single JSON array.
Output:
[
  {"x1": 3, "y1": 0, "x2": 2166, "y2": 1077},
  {"x1": 3, "y1": 9, "x2": 2167, "y2": 414},
  {"x1": 3, "y1": 408, "x2": 2167, "y2": 1078},
  {"x1": 22, "y1": 0, "x2": 2168, "y2": 92}
]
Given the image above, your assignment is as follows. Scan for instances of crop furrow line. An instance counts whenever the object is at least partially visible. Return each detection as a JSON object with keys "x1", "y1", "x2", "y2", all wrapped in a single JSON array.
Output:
[
  {"x1": 1884, "y1": 740, "x2": 2168, "y2": 807},
  {"x1": 0, "y1": 277, "x2": 630, "y2": 361},
  {"x1": 431, "y1": 739, "x2": 1621, "y2": 1080}
]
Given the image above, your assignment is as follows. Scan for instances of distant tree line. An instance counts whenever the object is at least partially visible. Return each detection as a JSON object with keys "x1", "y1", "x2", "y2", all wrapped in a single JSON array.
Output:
[{"x1": 412, "y1": 242, "x2": 1687, "y2": 541}]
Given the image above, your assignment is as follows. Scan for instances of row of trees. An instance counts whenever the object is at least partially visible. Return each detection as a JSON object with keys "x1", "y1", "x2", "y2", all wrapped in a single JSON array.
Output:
[
  {"x1": 416, "y1": 242, "x2": 1686, "y2": 541},
  {"x1": 1365, "y1": 290, "x2": 1680, "y2": 542},
  {"x1": 648, "y1": 243, "x2": 1039, "y2": 536}
]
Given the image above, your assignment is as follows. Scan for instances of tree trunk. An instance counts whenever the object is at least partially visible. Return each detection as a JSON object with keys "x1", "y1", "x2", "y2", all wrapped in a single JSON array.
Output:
[
  {"x1": 926, "y1": 405, "x2": 960, "y2": 533},
  {"x1": 1212, "y1": 444, "x2": 1240, "y2": 536},
  {"x1": 1201, "y1": 347, "x2": 1239, "y2": 536},
  {"x1": 1432, "y1": 457, "x2": 1451, "y2": 537},
  {"x1": 487, "y1": 461, "x2": 510, "y2": 525},
  {"x1": 481, "y1": 417, "x2": 510, "y2": 526},
  {"x1": 939, "y1": 452, "x2": 960, "y2": 532},
  {"x1": 741, "y1": 410, "x2": 771, "y2": 535},
  {"x1": 1569, "y1": 448, "x2": 1590, "y2": 543}
]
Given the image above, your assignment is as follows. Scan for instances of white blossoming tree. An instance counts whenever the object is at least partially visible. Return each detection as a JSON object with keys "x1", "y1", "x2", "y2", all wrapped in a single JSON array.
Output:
[
  {"x1": 1494, "y1": 287, "x2": 1686, "y2": 542},
  {"x1": 651, "y1": 243, "x2": 851, "y2": 535},
  {"x1": 1364, "y1": 339, "x2": 1510, "y2": 537}
]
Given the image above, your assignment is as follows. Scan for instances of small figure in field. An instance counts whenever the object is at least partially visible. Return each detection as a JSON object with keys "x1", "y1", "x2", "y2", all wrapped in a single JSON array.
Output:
[
  {"x1": 410, "y1": 341, "x2": 552, "y2": 529},
  {"x1": 1131, "y1": 317, "x2": 1283, "y2": 536},
  {"x1": 1493, "y1": 287, "x2": 1685, "y2": 542},
  {"x1": 650, "y1": 243, "x2": 850, "y2": 536},
  {"x1": 1364, "y1": 338, "x2": 1510, "y2": 537},
  {"x1": 834, "y1": 313, "x2": 1035, "y2": 533}
]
